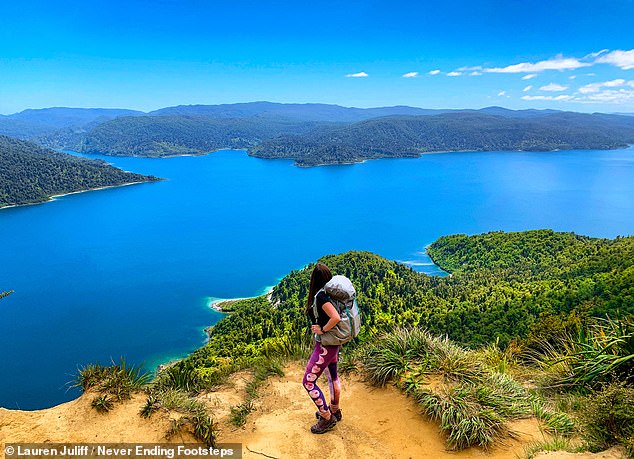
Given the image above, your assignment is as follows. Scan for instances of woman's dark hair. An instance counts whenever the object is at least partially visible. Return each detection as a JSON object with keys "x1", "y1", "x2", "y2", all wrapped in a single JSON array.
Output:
[{"x1": 306, "y1": 263, "x2": 333, "y2": 312}]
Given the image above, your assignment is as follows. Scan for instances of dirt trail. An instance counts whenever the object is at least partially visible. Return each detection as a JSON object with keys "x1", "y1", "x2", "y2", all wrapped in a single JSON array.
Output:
[
  {"x1": 0, "y1": 393, "x2": 195, "y2": 459},
  {"x1": 211, "y1": 364, "x2": 546, "y2": 459},
  {"x1": 4, "y1": 363, "x2": 611, "y2": 459}
]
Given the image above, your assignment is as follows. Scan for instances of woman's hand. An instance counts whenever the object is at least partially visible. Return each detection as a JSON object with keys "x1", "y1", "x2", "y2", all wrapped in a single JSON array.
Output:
[{"x1": 311, "y1": 324, "x2": 324, "y2": 335}]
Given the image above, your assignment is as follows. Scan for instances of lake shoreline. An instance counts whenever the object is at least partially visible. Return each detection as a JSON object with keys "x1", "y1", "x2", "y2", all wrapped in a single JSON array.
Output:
[
  {"x1": 291, "y1": 145, "x2": 633, "y2": 168},
  {"x1": 208, "y1": 287, "x2": 275, "y2": 313},
  {"x1": 66, "y1": 144, "x2": 634, "y2": 169},
  {"x1": 0, "y1": 180, "x2": 155, "y2": 211}
]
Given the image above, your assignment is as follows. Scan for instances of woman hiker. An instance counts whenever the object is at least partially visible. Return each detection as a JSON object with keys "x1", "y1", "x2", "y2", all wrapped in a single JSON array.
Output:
[{"x1": 302, "y1": 262, "x2": 343, "y2": 434}]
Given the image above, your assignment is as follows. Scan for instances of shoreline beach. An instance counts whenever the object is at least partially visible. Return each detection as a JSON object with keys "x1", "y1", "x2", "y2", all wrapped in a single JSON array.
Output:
[
  {"x1": 0, "y1": 180, "x2": 152, "y2": 211},
  {"x1": 208, "y1": 285, "x2": 275, "y2": 313}
]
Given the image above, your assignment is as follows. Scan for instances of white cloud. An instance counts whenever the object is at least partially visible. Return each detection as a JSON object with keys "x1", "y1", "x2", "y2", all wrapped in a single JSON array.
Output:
[
  {"x1": 595, "y1": 49, "x2": 634, "y2": 70},
  {"x1": 519, "y1": 77, "x2": 634, "y2": 104},
  {"x1": 470, "y1": 71, "x2": 482, "y2": 76},
  {"x1": 587, "y1": 49, "x2": 610, "y2": 58},
  {"x1": 428, "y1": 69, "x2": 441, "y2": 75},
  {"x1": 457, "y1": 66, "x2": 482, "y2": 72},
  {"x1": 345, "y1": 72, "x2": 368, "y2": 78},
  {"x1": 484, "y1": 56, "x2": 590, "y2": 74},
  {"x1": 578, "y1": 79, "x2": 632, "y2": 94},
  {"x1": 569, "y1": 75, "x2": 577, "y2": 80},
  {"x1": 402, "y1": 72, "x2": 419, "y2": 78},
  {"x1": 447, "y1": 71, "x2": 462, "y2": 77},
  {"x1": 498, "y1": 91, "x2": 506, "y2": 96},
  {"x1": 522, "y1": 95, "x2": 573, "y2": 101},
  {"x1": 523, "y1": 85, "x2": 533, "y2": 92},
  {"x1": 456, "y1": 49, "x2": 634, "y2": 83},
  {"x1": 577, "y1": 89, "x2": 634, "y2": 104},
  {"x1": 540, "y1": 83, "x2": 569, "y2": 92}
]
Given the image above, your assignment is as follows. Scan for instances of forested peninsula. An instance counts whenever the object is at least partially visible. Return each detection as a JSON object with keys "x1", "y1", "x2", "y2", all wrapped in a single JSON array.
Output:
[
  {"x1": 178, "y1": 229, "x2": 633, "y2": 380},
  {"x1": 0, "y1": 135, "x2": 160, "y2": 208},
  {"x1": 251, "y1": 111, "x2": 634, "y2": 166}
]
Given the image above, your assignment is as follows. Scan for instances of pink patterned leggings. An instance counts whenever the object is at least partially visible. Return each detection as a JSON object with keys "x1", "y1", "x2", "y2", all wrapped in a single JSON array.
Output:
[{"x1": 302, "y1": 342, "x2": 341, "y2": 415}]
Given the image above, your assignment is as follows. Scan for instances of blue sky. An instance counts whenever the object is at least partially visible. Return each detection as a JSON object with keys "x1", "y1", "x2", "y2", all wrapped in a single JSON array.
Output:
[{"x1": 1, "y1": 0, "x2": 633, "y2": 114}]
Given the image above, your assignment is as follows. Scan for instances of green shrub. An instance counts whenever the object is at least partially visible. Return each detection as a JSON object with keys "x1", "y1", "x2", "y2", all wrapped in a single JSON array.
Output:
[
  {"x1": 581, "y1": 383, "x2": 634, "y2": 453},
  {"x1": 535, "y1": 317, "x2": 634, "y2": 390}
]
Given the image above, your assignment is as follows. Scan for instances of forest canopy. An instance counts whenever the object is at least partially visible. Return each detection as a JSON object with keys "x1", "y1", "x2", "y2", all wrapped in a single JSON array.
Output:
[
  {"x1": 0, "y1": 135, "x2": 159, "y2": 208},
  {"x1": 178, "y1": 230, "x2": 634, "y2": 383}
]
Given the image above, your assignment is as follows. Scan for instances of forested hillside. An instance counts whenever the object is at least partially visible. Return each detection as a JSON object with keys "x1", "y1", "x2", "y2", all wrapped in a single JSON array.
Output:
[
  {"x1": 76, "y1": 115, "x2": 337, "y2": 157},
  {"x1": 3, "y1": 103, "x2": 634, "y2": 163},
  {"x1": 0, "y1": 136, "x2": 159, "y2": 208},
  {"x1": 66, "y1": 110, "x2": 634, "y2": 160},
  {"x1": 252, "y1": 112, "x2": 634, "y2": 166},
  {"x1": 176, "y1": 230, "x2": 634, "y2": 384}
]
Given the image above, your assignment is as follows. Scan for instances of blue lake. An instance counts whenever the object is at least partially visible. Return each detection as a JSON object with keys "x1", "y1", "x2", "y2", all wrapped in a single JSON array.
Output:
[{"x1": 1, "y1": 147, "x2": 634, "y2": 409}]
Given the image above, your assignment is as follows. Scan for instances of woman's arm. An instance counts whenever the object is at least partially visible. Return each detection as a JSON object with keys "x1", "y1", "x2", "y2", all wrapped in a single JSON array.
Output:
[{"x1": 312, "y1": 302, "x2": 341, "y2": 335}]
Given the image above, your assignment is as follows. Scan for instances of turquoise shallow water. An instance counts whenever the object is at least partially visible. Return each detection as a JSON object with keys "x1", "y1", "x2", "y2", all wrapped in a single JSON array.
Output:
[{"x1": 1, "y1": 147, "x2": 634, "y2": 409}]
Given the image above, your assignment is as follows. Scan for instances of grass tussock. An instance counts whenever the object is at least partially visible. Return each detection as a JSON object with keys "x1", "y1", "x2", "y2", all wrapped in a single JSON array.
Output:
[
  {"x1": 361, "y1": 327, "x2": 483, "y2": 387},
  {"x1": 229, "y1": 400, "x2": 254, "y2": 427},
  {"x1": 412, "y1": 386, "x2": 508, "y2": 449},
  {"x1": 91, "y1": 394, "x2": 114, "y2": 413},
  {"x1": 153, "y1": 354, "x2": 243, "y2": 394},
  {"x1": 141, "y1": 387, "x2": 217, "y2": 447},
  {"x1": 73, "y1": 358, "x2": 151, "y2": 407},
  {"x1": 529, "y1": 398, "x2": 575, "y2": 436},
  {"x1": 359, "y1": 327, "x2": 576, "y2": 451},
  {"x1": 360, "y1": 328, "x2": 522, "y2": 449},
  {"x1": 522, "y1": 436, "x2": 581, "y2": 459}
]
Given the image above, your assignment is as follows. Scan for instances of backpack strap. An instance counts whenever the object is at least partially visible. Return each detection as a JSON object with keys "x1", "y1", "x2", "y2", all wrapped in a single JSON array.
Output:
[
  {"x1": 312, "y1": 288, "x2": 326, "y2": 321},
  {"x1": 313, "y1": 289, "x2": 348, "y2": 320}
]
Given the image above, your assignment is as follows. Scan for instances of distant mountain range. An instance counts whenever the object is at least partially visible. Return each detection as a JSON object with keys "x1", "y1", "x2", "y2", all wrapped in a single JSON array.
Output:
[{"x1": 2, "y1": 102, "x2": 634, "y2": 165}]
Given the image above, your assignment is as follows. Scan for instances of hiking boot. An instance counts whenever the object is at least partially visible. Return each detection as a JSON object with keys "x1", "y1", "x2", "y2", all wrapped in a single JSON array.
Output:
[
  {"x1": 315, "y1": 409, "x2": 342, "y2": 422},
  {"x1": 310, "y1": 414, "x2": 337, "y2": 434}
]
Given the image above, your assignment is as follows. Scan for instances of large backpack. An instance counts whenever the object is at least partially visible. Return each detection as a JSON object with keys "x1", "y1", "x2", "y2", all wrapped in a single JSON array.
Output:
[{"x1": 312, "y1": 275, "x2": 362, "y2": 346}]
